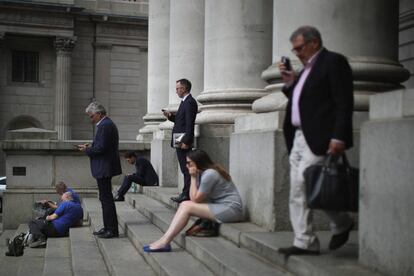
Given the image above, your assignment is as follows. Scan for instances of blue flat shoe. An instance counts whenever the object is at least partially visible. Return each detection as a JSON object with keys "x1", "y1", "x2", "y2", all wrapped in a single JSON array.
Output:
[{"x1": 143, "y1": 244, "x2": 172, "y2": 253}]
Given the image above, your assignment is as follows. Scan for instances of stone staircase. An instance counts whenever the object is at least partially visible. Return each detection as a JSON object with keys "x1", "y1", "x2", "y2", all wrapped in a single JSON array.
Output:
[{"x1": 0, "y1": 187, "x2": 385, "y2": 276}]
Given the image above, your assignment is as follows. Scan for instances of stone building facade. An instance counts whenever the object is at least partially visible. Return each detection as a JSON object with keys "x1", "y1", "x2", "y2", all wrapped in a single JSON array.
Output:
[
  {"x1": 0, "y1": 0, "x2": 149, "y2": 175},
  {"x1": 1, "y1": 0, "x2": 413, "y2": 275}
]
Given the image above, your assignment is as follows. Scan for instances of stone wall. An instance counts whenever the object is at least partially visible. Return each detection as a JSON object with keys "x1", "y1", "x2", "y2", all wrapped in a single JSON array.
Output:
[
  {"x1": 70, "y1": 21, "x2": 95, "y2": 140},
  {"x1": 0, "y1": 3, "x2": 149, "y2": 174},
  {"x1": 2, "y1": 137, "x2": 150, "y2": 229},
  {"x1": 359, "y1": 89, "x2": 414, "y2": 276}
]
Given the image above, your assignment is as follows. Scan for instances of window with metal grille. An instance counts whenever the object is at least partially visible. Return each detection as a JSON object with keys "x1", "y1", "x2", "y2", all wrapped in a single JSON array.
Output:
[{"x1": 12, "y1": 51, "x2": 39, "y2": 82}]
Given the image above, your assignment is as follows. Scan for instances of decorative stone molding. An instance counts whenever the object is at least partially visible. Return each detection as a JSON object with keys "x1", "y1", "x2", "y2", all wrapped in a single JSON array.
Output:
[
  {"x1": 54, "y1": 37, "x2": 76, "y2": 54},
  {"x1": 0, "y1": 10, "x2": 73, "y2": 28},
  {"x1": 196, "y1": 89, "x2": 268, "y2": 124},
  {"x1": 255, "y1": 56, "x2": 410, "y2": 113},
  {"x1": 93, "y1": 42, "x2": 112, "y2": 50}
]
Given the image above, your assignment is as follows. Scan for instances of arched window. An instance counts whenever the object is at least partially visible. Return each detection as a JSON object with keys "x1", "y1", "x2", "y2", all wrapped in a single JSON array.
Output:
[{"x1": 5, "y1": 115, "x2": 43, "y2": 131}]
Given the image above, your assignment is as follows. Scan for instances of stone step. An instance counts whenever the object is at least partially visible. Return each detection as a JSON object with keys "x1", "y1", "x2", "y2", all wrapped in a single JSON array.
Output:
[
  {"x1": 126, "y1": 194, "x2": 290, "y2": 276},
  {"x1": 0, "y1": 224, "x2": 45, "y2": 276},
  {"x1": 42, "y1": 237, "x2": 72, "y2": 276},
  {"x1": 83, "y1": 197, "x2": 214, "y2": 276},
  {"x1": 82, "y1": 198, "x2": 155, "y2": 276},
  {"x1": 134, "y1": 187, "x2": 383, "y2": 276},
  {"x1": 115, "y1": 201, "x2": 216, "y2": 276},
  {"x1": 70, "y1": 226, "x2": 110, "y2": 276}
]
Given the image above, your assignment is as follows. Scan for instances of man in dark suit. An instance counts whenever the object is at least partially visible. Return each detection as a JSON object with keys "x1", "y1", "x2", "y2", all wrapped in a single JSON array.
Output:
[
  {"x1": 277, "y1": 26, "x2": 354, "y2": 256},
  {"x1": 163, "y1": 78, "x2": 198, "y2": 203},
  {"x1": 114, "y1": 151, "x2": 159, "y2": 201},
  {"x1": 78, "y1": 101, "x2": 122, "y2": 239}
]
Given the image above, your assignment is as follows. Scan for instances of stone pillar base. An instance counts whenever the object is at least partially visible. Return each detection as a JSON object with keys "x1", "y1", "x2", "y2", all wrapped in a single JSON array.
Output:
[
  {"x1": 230, "y1": 111, "x2": 363, "y2": 231},
  {"x1": 359, "y1": 89, "x2": 414, "y2": 276},
  {"x1": 151, "y1": 128, "x2": 178, "y2": 187}
]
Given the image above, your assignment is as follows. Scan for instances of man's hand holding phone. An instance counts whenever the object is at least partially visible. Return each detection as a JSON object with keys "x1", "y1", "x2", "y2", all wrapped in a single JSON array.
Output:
[
  {"x1": 162, "y1": 109, "x2": 171, "y2": 118},
  {"x1": 278, "y1": 56, "x2": 295, "y2": 84},
  {"x1": 77, "y1": 143, "x2": 90, "y2": 152}
]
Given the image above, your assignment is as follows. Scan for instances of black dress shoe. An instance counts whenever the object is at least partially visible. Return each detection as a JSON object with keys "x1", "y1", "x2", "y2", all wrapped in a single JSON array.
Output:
[
  {"x1": 329, "y1": 222, "x2": 354, "y2": 250},
  {"x1": 170, "y1": 193, "x2": 190, "y2": 203},
  {"x1": 93, "y1": 228, "x2": 106, "y2": 236},
  {"x1": 278, "y1": 246, "x2": 320, "y2": 256},
  {"x1": 114, "y1": 195, "x2": 125, "y2": 202},
  {"x1": 97, "y1": 230, "x2": 119, "y2": 239}
]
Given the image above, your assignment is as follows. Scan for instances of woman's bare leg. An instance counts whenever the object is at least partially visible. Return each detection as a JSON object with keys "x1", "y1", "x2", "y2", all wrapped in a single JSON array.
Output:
[{"x1": 149, "y1": 201, "x2": 216, "y2": 249}]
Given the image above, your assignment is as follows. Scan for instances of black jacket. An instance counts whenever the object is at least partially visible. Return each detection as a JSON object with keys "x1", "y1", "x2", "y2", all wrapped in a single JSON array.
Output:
[
  {"x1": 134, "y1": 157, "x2": 158, "y2": 186},
  {"x1": 168, "y1": 94, "x2": 198, "y2": 147},
  {"x1": 86, "y1": 117, "x2": 122, "y2": 179},
  {"x1": 283, "y1": 48, "x2": 354, "y2": 155}
]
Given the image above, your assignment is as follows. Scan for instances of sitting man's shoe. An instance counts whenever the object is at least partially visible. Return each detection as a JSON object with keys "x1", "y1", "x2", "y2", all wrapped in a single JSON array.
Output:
[
  {"x1": 114, "y1": 195, "x2": 125, "y2": 202},
  {"x1": 143, "y1": 244, "x2": 172, "y2": 253},
  {"x1": 329, "y1": 222, "x2": 354, "y2": 250},
  {"x1": 29, "y1": 237, "x2": 47, "y2": 248},
  {"x1": 97, "y1": 230, "x2": 119, "y2": 239},
  {"x1": 278, "y1": 246, "x2": 320, "y2": 256},
  {"x1": 170, "y1": 193, "x2": 190, "y2": 203},
  {"x1": 93, "y1": 228, "x2": 106, "y2": 236}
]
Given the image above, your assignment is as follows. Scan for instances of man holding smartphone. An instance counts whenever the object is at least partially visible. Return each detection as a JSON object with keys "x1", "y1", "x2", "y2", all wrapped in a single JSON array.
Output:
[
  {"x1": 278, "y1": 26, "x2": 354, "y2": 256},
  {"x1": 78, "y1": 101, "x2": 122, "y2": 239},
  {"x1": 162, "y1": 79, "x2": 198, "y2": 203}
]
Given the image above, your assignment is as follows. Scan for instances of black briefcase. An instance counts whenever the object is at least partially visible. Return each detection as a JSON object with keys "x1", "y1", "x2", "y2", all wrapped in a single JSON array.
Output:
[{"x1": 304, "y1": 153, "x2": 359, "y2": 212}]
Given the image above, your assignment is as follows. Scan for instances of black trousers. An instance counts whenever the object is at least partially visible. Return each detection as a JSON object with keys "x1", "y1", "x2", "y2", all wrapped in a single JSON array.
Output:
[
  {"x1": 176, "y1": 148, "x2": 191, "y2": 197},
  {"x1": 117, "y1": 174, "x2": 144, "y2": 197},
  {"x1": 29, "y1": 219, "x2": 65, "y2": 239},
  {"x1": 97, "y1": 177, "x2": 118, "y2": 234}
]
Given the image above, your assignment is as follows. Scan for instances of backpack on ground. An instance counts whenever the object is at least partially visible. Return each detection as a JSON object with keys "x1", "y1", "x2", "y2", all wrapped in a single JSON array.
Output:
[{"x1": 5, "y1": 233, "x2": 25, "y2": 257}]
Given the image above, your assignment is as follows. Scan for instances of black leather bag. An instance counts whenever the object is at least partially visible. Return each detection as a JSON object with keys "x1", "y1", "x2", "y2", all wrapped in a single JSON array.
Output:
[
  {"x1": 5, "y1": 233, "x2": 25, "y2": 257},
  {"x1": 304, "y1": 153, "x2": 359, "y2": 212}
]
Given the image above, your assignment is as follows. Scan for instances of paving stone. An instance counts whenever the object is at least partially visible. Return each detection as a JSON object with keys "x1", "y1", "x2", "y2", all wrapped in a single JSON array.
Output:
[
  {"x1": 70, "y1": 226, "x2": 109, "y2": 276},
  {"x1": 240, "y1": 231, "x2": 382, "y2": 276},
  {"x1": 127, "y1": 188, "x2": 383, "y2": 276},
  {"x1": 103, "y1": 200, "x2": 214, "y2": 276},
  {"x1": 0, "y1": 226, "x2": 45, "y2": 276},
  {"x1": 43, "y1": 237, "x2": 72, "y2": 276},
  {"x1": 127, "y1": 194, "x2": 290, "y2": 276}
]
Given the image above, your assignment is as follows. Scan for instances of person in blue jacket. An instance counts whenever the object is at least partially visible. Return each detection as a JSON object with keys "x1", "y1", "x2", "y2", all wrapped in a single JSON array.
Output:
[{"x1": 28, "y1": 191, "x2": 84, "y2": 248}]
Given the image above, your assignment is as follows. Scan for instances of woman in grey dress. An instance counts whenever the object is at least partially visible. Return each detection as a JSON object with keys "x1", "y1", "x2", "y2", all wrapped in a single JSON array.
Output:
[{"x1": 143, "y1": 149, "x2": 243, "y2": 252}]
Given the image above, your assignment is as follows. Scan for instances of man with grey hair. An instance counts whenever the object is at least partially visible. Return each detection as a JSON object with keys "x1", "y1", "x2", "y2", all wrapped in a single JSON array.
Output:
[
  {"x1": 277, "y1": 26, "x2": 354, "y2": 256},
  {"x1": 78, "y1": 101, "x2": 122, "y2": 239}
]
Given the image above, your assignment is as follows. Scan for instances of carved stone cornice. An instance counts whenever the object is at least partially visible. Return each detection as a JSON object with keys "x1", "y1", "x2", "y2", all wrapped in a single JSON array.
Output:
[{"x1": 54, "y1": 37, "x2": 76, "y2": 54}]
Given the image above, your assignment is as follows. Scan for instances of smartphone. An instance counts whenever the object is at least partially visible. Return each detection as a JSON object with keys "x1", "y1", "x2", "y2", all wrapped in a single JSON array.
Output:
[{"x1": 281, "y1": 56, "x2": 292, "y2": 71}]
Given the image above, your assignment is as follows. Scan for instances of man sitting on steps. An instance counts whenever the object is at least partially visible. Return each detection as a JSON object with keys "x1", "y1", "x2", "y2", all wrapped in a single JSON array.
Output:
[
  {"x1": 28, "y1": 191, "x2": 84, "y2": 248},
  {"x1": 114, "y1": 151, "x2": 159, "y2": 201}
]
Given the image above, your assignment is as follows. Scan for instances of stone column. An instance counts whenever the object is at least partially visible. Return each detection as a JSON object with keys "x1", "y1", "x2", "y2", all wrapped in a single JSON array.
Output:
[
  {"x1": 137, "y1": 0, "x2": 170, "y2": 142},
  {"x1": 93, "y1": 42, "x2": 112, "y2": 112},
  {"x1": 255, "y1": 0, "x2": 409, "y2": 116},
  {"x1": 400, "y1": 0, "x2": 414, "y2": 88},
  {"x1": 144, "y1": 0, "x2": 175, "y2": 187},
  {"x1": 151, "y1": 0, "x2": 205, "y2": 188},
  {"x1": 230, "y1": 0, "x2": 410, "y2": 231},
  {"x1": 197, "y1": 0, "x2": 272, "y2": 167},
  {"x1": 54, "y1": 36, "x2": 76, "y2": 140},
  {"x1": 167, "y1": 0, "x2": 204, "y2": 109}
]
